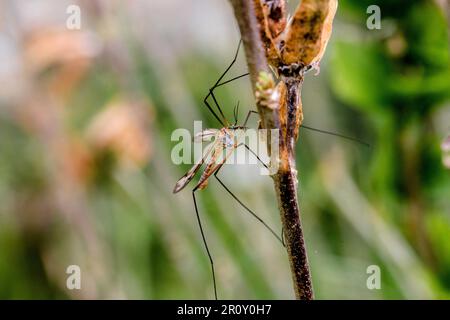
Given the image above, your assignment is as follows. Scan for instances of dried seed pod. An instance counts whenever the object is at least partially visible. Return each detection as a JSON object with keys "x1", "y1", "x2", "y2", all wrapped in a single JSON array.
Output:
[
  {"x1": 253, "y1": 0, "x2": 282, "y2": 66},
  {"x1": 281, "y1": 0, "x2": 338, "y2": 67},
  {"x1": 262, "y1": 0, "x2": 287, "y2": 39}
]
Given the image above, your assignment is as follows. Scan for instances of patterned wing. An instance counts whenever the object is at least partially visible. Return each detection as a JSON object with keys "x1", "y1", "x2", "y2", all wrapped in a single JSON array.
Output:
[
  {"x1": 193, "y1": 129, "x2": 219, "y2": 142},
  {"x1": 195, "y1": 137, "x2": 236, "y2": 191},
  {"x1": 173, "y1": 140, "x2": 216, "y2": 193}
]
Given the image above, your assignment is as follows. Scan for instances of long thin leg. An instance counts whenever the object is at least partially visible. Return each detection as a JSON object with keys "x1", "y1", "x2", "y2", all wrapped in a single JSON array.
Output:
[
  {"x1": 214, "y1": 168, "x2": 284, "y2": 246},
  {"x1": 213, "y1": 143, "x2": 284, "y2": 246},
  {"x1": 204, "y1": 40, "x2": 245, "y2": 126},
  {"x1": 239, "y1": 110, "x2": 369, "y2": 147},
  {"x1": 242, "y1": 110, "x2": 259, "y2": 127},
  {"x1": 238, "y1": 111, "x2": 370, "y2": 147},
  {"x1": 242, "y1": 143, "x2": 269, "y2": 169},
  {"x1": 215, "y1": 73, "x2": 249, "y2": 89},
  {"x1": 300, "y1": 124, "x2": 370, "y2": 147},
  {"x1": 210, "y1": 73, "x2": 250, "y2": 126},
  {"x1": 192, "y1": 189, "x2": 217, "y2": 300}
]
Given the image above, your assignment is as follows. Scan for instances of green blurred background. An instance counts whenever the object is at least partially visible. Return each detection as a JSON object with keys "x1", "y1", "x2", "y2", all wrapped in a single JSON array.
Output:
[{"x1": 0, "y1": 0, "x2": 449, "y2": 299}]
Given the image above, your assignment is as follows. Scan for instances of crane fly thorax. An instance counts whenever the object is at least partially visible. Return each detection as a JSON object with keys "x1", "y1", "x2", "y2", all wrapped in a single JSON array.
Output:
[
  {"x1": 220, "y1": 128, "x2": 236, "y2": 148},
  {"x1": 221, "y1": 126, "x2": 248, "y2": 148}
]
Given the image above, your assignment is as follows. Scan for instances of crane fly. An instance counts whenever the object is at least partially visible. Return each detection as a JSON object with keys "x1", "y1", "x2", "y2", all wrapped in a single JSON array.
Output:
[
  {"x1": 174, "y1": 125, "x2": 248, "y2": 194},
  {"x1": 173, "y1": 40, "x2": 369, "y2": 300},
  {"x1": 173, "y1": 40, "x2": 284, "y2": 300},
  {"x1": 172, "y1": 105, "x2": 283, "y2": 301}
]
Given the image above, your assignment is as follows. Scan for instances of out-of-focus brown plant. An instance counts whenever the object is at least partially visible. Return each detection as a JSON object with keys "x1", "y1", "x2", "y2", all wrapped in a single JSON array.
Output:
[
  {"x1": 7, "y1": 24, "x2": 115, "y2": 298},
  {"x1": 86, "y1": 99, "x2": 153, "y2": 170},
  {"x1": 229, "y1": 0, "x2": 337, "y2": 299},
  {"x1": 23, "y1": 27, "x2": 100, "y2": 101}
]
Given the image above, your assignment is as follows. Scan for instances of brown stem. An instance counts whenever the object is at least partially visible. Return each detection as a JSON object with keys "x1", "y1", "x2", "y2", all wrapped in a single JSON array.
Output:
[
  {"x1": 228, "y1": 0, "x2": 270, "y2": 89},
  {"x1": 229, "y1": 0, "x2": 313, "y2": 300},
  {"x1": 273, "y1": 170, "x2": 313, "y2": 299}
]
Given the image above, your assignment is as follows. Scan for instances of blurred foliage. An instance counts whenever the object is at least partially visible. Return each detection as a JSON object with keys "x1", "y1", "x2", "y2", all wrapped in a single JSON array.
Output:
[
  {"x1": 0, "y1": 0, "x2": 449, "y2": 300},
  {"x1": 330, "y1": 0, "x2": 450, "y2": 295}
]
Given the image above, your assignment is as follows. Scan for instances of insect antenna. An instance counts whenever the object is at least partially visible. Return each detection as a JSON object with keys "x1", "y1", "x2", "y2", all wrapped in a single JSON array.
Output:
[{"x1": 233, "y1": 101, "x2": 240, "y2": 125}]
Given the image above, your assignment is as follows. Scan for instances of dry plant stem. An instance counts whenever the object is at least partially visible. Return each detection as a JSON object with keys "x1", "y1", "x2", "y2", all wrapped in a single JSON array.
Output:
[{"x1": 229, "y1": 0, "x2": 313, "y2": 300}]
